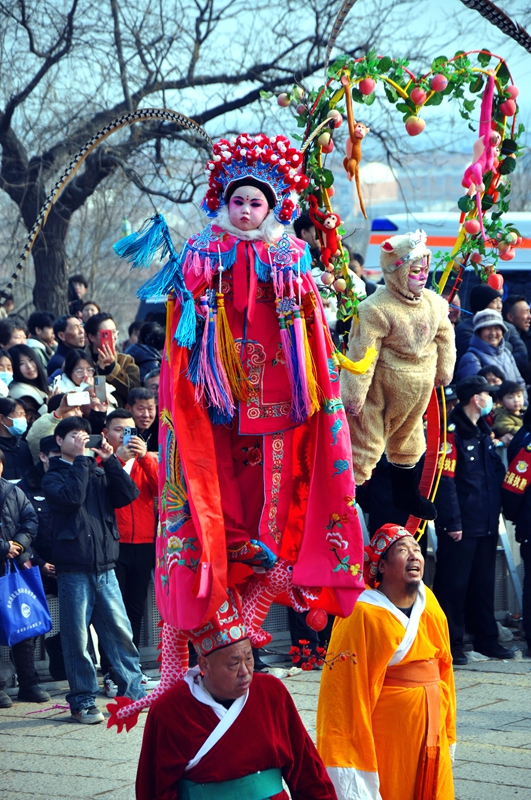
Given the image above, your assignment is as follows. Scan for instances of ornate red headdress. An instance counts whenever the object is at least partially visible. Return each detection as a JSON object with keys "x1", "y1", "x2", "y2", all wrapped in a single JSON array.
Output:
[
  {"x1": 363, "y1": 523, "x2": 412, "y2": 587},
  {"x1": 201, "y1": 133, "x2": 309, "y2": 224},
  {"x1": 188, "y1": 588, "x2": 248, "y2": 656}
]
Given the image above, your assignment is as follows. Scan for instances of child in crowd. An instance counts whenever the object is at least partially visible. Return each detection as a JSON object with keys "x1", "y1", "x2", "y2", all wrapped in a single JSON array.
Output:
[{"x1": 492, "y1": 380, "x2": 526, "y2": 440}]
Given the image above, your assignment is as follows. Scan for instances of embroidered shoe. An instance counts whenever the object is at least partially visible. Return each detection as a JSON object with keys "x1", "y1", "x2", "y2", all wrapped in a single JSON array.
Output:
[
  {"x1": 227, "y1": 539, "x2": 277, "y2": 569},
  {"x1": 103, "y1": 673, "x2": 118, "y2": 698},
  {"x1": 71, "y1": 706, "x2": 104, "y2": 724}
]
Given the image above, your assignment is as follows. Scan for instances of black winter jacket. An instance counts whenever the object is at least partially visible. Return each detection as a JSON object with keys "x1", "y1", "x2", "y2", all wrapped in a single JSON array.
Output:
[
  {"x1": 19, "y1": 462, "x2": 54, "y2": 567},
  {"x1": 501, "y1": 426, "x2": 531, "y2": 544},
  {"x1": 124, "y1": 343, "x2": 161, "y2": 381},
  {"x1": 0, "y1": 436, "x2": 34, "y2": 481},
  {"x1": 42, "y1": 454, "x2": 139, "y2": 573},
  {"x1": 434, "y1": 404, "x2": 506, "y2": 537},
  {"x1": 0, "y1": 478, "x2": 39, "y2": 568}
]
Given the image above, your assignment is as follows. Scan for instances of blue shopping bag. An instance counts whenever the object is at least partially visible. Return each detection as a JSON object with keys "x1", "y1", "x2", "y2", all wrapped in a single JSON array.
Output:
[{"x1": 0, "y1": 560, "x2": 52, "y2": 646}]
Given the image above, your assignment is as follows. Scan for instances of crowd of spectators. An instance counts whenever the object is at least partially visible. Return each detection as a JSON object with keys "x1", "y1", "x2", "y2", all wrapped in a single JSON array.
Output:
[
  {"x1": 1, "y1": 256, "x2": 530, "y2": 714},
  {"x1": 0, "y1": 277, "x2": 163, "y2": 718}
]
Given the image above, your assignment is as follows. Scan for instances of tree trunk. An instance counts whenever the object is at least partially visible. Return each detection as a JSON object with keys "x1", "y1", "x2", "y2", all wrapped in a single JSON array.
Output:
[{"x1": 31, "y1": 207, "x2": 70, "y2": 315}]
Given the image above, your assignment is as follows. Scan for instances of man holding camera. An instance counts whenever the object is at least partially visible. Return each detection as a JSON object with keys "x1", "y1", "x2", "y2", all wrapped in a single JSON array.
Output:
[
  {"x1": 42, "y1": 416, "x2": 145, "y2": 724},
  {"x1": 99, "y1": 408, "x2": 159, "y2": 697}
]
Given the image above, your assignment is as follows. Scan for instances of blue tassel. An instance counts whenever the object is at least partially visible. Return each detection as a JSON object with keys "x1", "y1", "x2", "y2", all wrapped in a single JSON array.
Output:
[
  {"x1": 136, "y1": 253, "x2": 181, "y2": 301},
  {"x1": 175, "y1": 290, "x2": 197, "y2": 349},
  {"x1": 113, "y1": 214, "x2": 170, "y2": 269},
  {"x1": 186, "y1": 316, "x2": 204, "y2": 385},
  {"x1": 208, "y1": 406, "x2": 233, "y2": 426}
]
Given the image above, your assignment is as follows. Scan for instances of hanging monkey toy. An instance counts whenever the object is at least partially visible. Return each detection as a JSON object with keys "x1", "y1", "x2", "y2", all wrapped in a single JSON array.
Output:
[
  {"x1": 308, "y1": 194, "x2": 342, "y2": 269},
  {"x1": 343, "y1": 79, "x2": 370, "y2": 219},
  {"x1": 462, "y1": 71, "x2": 501, "y2": 241}
]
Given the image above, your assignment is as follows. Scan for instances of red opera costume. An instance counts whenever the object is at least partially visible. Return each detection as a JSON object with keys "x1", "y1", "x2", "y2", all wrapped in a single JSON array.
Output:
[
  {"x1": 155, "y1": 220, "x2": 365, "y2": 631},
  {"x1": 108, "y1": 132, "x2": 365, "y2": 729}
]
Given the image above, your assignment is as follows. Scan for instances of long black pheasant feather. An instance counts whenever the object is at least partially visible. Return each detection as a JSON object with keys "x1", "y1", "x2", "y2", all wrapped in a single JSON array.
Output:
[
  {"x1": 460, "y1": 0, "x2": 531, "y2": 54},
  {"x1": 1, "y1": 109, "x2": 211, "y2": 303},
  {"x1": 324, "y1": 0, "x2": 361, "y2": 72}
]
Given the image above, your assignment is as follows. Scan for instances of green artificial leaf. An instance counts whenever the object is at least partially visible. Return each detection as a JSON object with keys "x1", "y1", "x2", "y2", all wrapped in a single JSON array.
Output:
[
  {"x1": 351, "y1": 88, "x2": 365, "y2": 104},
  {"x1": 296, "y1": 117, "x2": 306, "y2": 128},
  {"x1": 338, "y1": 226, "x2": 346, "y2": 235},
  {"x1": 460, "y1": 110, "x2": 470, "y2": 121},
  {"x1": 364, "y1": 92, "x2": 376, "y2": 106},
  {"x1": 292, "y1": 133, "x2": 303, "y2": 141},
  {"x1": 458, "y1": 195, "x2": 475, "y2": 213},
  {"x1": 517, "y1": 123, "x2": 526, "y2": 139},
  {"x1": 396, "y1": 102, "x2": 411, "y2": 114},
  {"x1": 483, "y1": 171, "x2": 493, "y2": 191},
  {"x1": 424, "y1": 92, "x2": 444, "y2": 107},
  {"x1": 497, "y1": 61, "x2": 510, "y2": 86},
  {"x1": 468, "y1": 123, "x2": 477, "y2": 132},
  {"x1": 463, "y1": 98, "x2": 476, "y2": 112},
  {"x1": 469, "y1": 75, "x2": 484, "y2": 94},
  {"x1": 491, "y1": 211, "x2": 503, "y2": 221},
  {"x1": 481, "y1": 195, "x2": 494, "y2": 211},
  {"x1": 432, "y1": 55, "x2": 448, "y2": 69},
  {"x1": 453, "y1": 87, "x2": 465, "y2": 99},
  {"x1": 378, "y1": 56, "x2": 392, "y2": 73},
  {"x1": 388, "y1": 69, "x2": 405, "y2": 87},
  {"x1": 259, "y1": 90, "x2": 273, "y2": 99},
  {"x1": 477, "y1": 51, "x2": 491, "y2": 67},
  {"x1": 322, "y1": 169, "x2": 334, "y2": 188},
  {"x1": 384, "y1": 84, "x2": 399, "y2": 103},
  {"x1": 499, "y1": 156, "x2": 517, "y2": 175},
  {"x1": 501, "y1": 138, "x2": 518, "y2": 155}
]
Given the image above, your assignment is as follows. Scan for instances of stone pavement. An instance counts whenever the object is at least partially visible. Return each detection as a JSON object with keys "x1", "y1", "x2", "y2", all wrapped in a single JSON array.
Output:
[{"x1": 2, "y1": 658, "x2": 531, "y2": 800}]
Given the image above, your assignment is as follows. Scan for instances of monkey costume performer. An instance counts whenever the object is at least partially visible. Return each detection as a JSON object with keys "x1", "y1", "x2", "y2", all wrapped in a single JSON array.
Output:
[{"x1": 342, "y1": 231, "x2": 455, "y2": 519}]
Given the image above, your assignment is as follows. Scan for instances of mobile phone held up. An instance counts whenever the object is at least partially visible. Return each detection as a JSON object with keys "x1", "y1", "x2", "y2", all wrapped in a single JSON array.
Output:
[
  {"x1": 99, "y1": 328, "x2": 115, "y2": 353},
  {"x1": 93, "y1": 375, "x2": 107, "y2": 403},
  {"x1": 86, "y1": 434, "x2": 103, "y2": 450},
  {"x1": 122, "y1": 426, "x2": 137, "y2": 447},
  {"x1": 67, "y1": 391, "x2": 91, "y2": 406}
]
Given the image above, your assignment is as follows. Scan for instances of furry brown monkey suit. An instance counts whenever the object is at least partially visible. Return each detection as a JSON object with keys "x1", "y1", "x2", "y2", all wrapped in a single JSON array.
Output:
[{"x1": 342, "y1": 231, "x2": 456, "y2": 485}]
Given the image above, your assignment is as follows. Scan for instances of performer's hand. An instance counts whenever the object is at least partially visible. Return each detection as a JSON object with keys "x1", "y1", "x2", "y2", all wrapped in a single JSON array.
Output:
[{"x1": 447, "y1": 530, "x2": 462, "y2": 542}]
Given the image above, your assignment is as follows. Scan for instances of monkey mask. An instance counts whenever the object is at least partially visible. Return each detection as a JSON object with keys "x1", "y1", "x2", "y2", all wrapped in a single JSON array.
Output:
[{"x1": 380, "y1": 230, "x2": 431, "y2": 304}]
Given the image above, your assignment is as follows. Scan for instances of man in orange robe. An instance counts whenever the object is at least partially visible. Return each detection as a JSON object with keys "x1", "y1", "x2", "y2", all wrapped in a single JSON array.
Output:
[{"x1": 316, "y1": 525, "x2": 456, "y2": 800}]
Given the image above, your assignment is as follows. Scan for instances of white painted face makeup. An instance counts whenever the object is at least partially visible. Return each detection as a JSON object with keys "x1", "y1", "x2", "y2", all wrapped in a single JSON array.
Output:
[{"x1": 227, "y1": 185, "x2": 269, "y2": 231}]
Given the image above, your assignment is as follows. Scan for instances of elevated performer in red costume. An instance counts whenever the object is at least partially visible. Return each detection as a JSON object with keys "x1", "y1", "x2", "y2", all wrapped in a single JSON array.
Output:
[{"x1": 109, "y1": 132, "x2": 366, "y2": 729}]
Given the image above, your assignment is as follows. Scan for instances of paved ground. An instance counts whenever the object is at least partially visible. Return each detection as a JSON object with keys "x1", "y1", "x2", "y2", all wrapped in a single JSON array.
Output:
[{"x1": 2, "y1": 656, "x2": 531, "y2": 800}]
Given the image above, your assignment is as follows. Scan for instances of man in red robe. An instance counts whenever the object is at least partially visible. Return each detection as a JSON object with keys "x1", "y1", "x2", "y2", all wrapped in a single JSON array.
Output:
[{"x1": 136, "y1": 589, "x2": 336, "y2": 800}]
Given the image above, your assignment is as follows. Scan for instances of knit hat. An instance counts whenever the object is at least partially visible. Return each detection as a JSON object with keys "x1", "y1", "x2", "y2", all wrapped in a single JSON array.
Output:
[
  {"x1": 456, "y1": 375, "x2": 499, "y2": 404},
  {"x1": 473, "y1": 308, "x2": 508, "y2": 335},
  {"x1": 188, "y1": 588, "x2": 248, "y2": 656},
  {"x1": 469, "y1": 284, "x2": 502, "y2": 314},
  {"x1": 380, "y1": 230, "x2": 431, "y2": 274},
  {"x1": 363, "y1": 524, "x2": 413, "y2": 587}
]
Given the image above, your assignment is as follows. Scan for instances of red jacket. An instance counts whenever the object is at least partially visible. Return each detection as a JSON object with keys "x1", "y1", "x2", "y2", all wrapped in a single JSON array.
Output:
[{"x1": 115, "y1": 453, "x2": 158, "y2": 544}]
